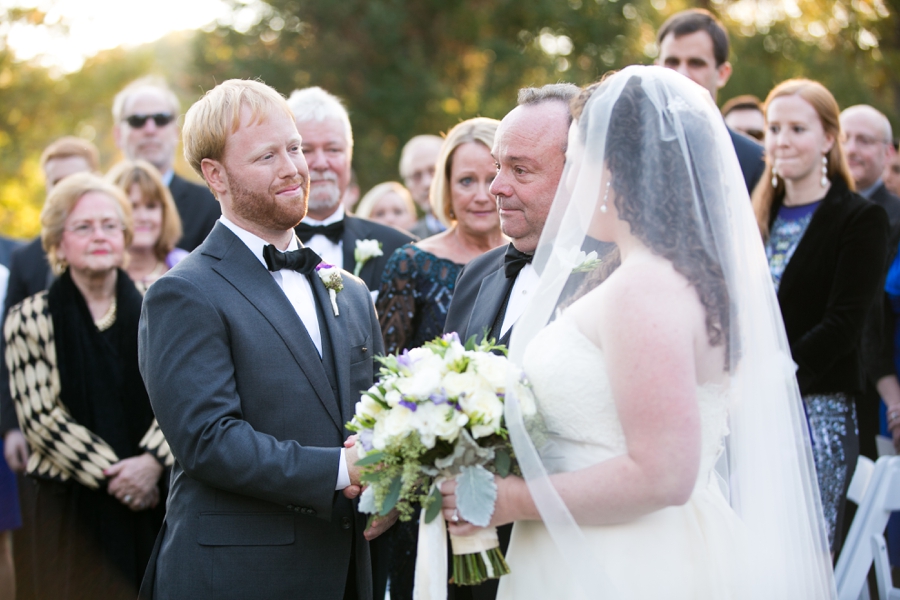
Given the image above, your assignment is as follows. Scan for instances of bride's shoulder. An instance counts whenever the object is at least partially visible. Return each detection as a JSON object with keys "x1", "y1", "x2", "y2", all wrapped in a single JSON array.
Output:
[{"x1": 601, "y1": 254, "x2": 693, "y2": 306}]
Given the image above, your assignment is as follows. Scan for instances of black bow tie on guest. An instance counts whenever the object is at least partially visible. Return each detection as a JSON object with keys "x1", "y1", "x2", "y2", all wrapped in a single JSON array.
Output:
[
  {"x1": 295, "y1": 220, "x2": 344, "y2": 244},
  {"x1": 504, "y1": 245, "x2": 534, "y2": 279},
  {"x1": 263, "y1": 245, "x2": 322, "y2": 275}
]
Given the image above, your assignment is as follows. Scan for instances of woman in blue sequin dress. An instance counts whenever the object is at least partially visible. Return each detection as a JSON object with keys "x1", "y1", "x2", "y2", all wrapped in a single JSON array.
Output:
[
  {"x1": 375, "y1": 117, "x2": 506, "y2": 598},
  {"x1": 753, "y1": 79, "x2": 889, "y2": 557}
]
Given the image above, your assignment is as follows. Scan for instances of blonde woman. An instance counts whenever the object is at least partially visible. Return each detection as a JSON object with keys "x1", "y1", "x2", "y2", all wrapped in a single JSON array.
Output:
[
  {"x1": 376, "y1": 118, "x2": 505, "y2": 356},
  {"x1": 355, "y1": 181, "x2": 418, "y2": 234}
]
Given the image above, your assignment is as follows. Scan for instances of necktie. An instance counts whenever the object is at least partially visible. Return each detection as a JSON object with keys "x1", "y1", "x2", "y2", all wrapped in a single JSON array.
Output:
[
  {"x1": 263, "y1": 245, "x2": 322, "y2": 275},
  {"x1": 504, "y1": 245, "x2": 533, "y2": 279},
  {"x1": 295, "y1": 221, "x2": 344, "y2": 244}
]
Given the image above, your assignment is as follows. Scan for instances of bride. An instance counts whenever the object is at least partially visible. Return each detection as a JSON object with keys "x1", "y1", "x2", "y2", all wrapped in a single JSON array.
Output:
[{"x1": 440, "y1": 66, "x2": 836, "y2": 598}]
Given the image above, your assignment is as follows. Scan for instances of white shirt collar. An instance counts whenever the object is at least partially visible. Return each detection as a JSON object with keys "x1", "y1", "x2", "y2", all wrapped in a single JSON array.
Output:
[
  {"x1": 219, "y1": 216, "x2": 299, "y2": 269},
  {"x1": 303, "y1": 205, "x2": 345, "y2": 226}
]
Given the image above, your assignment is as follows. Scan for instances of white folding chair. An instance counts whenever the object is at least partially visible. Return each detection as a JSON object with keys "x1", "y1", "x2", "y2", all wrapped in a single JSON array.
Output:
[{"x1": 836, "y1": 456, "x2": 900, "y2": 600}]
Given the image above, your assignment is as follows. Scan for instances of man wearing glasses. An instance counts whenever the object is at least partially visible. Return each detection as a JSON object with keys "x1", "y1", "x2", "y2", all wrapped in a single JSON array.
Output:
[
  {"x1": 113, "y1": 76, "x2": 220, "y2": 251},
  {"x1": 840, "y1": 104, "x2": 900, "y2": 465}
]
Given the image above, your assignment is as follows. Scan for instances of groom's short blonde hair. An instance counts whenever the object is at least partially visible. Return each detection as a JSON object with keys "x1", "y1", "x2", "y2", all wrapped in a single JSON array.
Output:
[{"x1": 183, "y1": 79, "x2": 295, "y2": 180}]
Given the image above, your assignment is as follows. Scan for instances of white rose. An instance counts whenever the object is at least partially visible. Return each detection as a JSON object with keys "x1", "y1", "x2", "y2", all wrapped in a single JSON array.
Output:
[
  {"x1": 355, "y1": 394, "x2": 384, "y2": 420},
  {"x1": 355, "y1": 239, "x2": 383, "y2": 261},
  {"x1": 460, "y1": 389, "x2": 504, "y2": 438},
  {"x1": 442, "y1": 340, "x2": 466, "y2": 365},
  {"x1": 471, "y1": 353, "x2": 511, "y2": 392},
  {"x1": 394, "y1": 366, "x2": 442, "y2": 399},
  {"x1": 372, "y1": 405, "x2": 415, "y2": 449},
  {"x1": 412, "y1": 402, "x2": 469, "y2": 448},
  {"x1": 442, "y1": 370, "x2": 488, "y2": 399},
  {"x1": 384, "y1": 389, "x2": 402, "y2": 407}
]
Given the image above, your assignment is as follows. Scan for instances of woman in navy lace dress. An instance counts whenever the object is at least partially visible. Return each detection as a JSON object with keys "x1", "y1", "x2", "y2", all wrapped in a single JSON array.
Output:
[
  {"x1": 376, "y1": 117, "x2": 505, "y2": 356},
  {"x1": 374, "y1": 118, "x2": 505, "y2": 598}
]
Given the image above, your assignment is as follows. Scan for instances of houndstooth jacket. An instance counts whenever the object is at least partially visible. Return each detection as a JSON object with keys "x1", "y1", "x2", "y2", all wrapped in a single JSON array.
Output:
[{"x1": 3, "y1": 291, "x2": 172, "y2": 489}]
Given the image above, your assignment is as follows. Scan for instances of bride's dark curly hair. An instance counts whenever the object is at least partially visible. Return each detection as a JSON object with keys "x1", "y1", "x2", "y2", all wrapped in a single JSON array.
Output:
[{"x1": 573, "y1": 75, "x2": 731, "y2": 362}]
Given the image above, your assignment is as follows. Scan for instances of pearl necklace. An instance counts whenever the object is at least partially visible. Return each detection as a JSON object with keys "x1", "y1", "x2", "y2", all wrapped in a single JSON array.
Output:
[{"x1": 94, "y1": 297, "x2": 117, "y2": 332}]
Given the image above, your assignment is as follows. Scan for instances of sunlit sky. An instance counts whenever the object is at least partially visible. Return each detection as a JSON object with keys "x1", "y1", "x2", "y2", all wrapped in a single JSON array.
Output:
[{"x1": 2, "y1": 0, "x2": 234, "y2": 73}]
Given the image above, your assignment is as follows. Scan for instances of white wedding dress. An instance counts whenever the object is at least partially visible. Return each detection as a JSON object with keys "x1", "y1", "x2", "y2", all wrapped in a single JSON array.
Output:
[{"x1": 498, "y1": 314, "x2": 750, "y2": 600}]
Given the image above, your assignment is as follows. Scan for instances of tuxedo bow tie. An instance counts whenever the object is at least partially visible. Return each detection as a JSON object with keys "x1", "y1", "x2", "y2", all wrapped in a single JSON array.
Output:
[
  {"x1": 263, "y1": 245, "x2": 322, "y2": 275},
  {"x1": 295, "y1": 221, "x2": 344, "y2": 244},
  {"x1": 504, "y1": 245, "x2": 534, "y2": 279}
]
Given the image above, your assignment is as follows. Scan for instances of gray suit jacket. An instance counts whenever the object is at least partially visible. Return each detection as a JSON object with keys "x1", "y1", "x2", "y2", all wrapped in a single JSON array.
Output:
[{"x1": 138, "y1": 223, "x2": 382, "y2": 599}]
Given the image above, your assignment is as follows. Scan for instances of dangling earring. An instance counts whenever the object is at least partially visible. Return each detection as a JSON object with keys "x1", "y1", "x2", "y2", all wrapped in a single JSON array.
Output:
[
  {"x1": 600, "y1": 181, "x2": 610, "y2": 213},
  {"x1": 820, "y1": 154, "x2": 829, "y2": 187},
  {"x1": 771, "y1": 165, "x2": 778, "y2": 188}
]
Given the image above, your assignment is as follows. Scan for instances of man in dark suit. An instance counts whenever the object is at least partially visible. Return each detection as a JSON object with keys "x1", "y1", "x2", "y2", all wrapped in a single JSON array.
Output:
[
  {"x1": 138, "y1": 79, "x2": 392, "y2": 599},
  {"x1": 113, "y1": 76, "x2": 221, "y2": 251},
  {"x1": 840, "y1": 104, "x2": 900, "y2": 461},
  {"x1": 656, "y1": 9, "x2": 765, "y2": 193},
  {"x1": 286, "y1": 87, "x2": 413, "y2": 298},
  {"x1": 442, "y1": 83, "x2": 578, "y2": 600}
]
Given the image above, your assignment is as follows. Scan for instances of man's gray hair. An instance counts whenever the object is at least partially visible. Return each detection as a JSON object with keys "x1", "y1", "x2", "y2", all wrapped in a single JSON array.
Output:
[
  {"x1": 112, "y1": 76, "x2": 180, "y2": 123},
  {"x1": 518, "y1": 84, "x2": 580, "y2": 106},
  {"x1": 286, "y1": 86, "x2": 354, "y2": 152}
]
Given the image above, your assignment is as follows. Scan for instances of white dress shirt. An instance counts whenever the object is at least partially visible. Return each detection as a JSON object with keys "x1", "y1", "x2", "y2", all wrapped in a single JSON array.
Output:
[
  {"x1": 219, "y1": 217, "x2": 350, "y2": 490},
  {"x1": 500, "y1": 262, "x2": 540, "y2": 338},
  {"x1": 301, "y1": 205, "x2": 345, "y2": 270}
]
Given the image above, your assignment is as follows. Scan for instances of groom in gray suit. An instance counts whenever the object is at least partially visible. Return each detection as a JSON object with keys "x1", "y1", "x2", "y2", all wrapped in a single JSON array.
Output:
[{"x1": 138, "y1": 79, "x2": 388, "y2": 599}]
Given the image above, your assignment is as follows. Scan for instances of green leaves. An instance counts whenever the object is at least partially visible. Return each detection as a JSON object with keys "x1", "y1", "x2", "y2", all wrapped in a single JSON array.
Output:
[
  {"x1": 424, "y1": 484, "x2": 443, "y2": 524},
  {"x1": 381, "y1": 476, "x2": 402, "y2": 516},
  {"x1": 494, "y1": 448, "x2": 511, "y2": 478},
  {"x1": 354, "y1": 451, "x2": 385, "y2": 467}
]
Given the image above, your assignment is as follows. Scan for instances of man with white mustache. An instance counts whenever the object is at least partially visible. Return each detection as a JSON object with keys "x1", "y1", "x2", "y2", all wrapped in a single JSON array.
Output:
[{"x1": 287, "y1": 87, "x2": 413, "y2": 296}]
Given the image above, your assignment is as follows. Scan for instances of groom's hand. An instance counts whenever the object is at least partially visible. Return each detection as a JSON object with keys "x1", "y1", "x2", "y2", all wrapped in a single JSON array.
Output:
[
  {"x1": 345, "y1": 443, "x2": 362, "y2": 487},
  {"x1": 364, "y1": 509, "x2": 399, "y2": 541}
]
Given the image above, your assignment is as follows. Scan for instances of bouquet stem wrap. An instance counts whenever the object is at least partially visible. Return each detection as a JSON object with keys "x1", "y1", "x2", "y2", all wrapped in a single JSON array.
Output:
[{"x1": 413, "y1": 506, "x2": 448, "y2": 600}]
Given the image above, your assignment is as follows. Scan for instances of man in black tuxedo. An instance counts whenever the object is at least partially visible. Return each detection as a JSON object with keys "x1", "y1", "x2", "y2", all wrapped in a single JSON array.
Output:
[
  {"x1": 656, "y1": 9, "x2": 765, "y2": 194},
  {"x1": 840, "y1": 104, "x2": 900, "y2": 460},
  {"x1": 442, "y1": 83, "x2": 579, "y2": 600},
  {"x1": 113, "y1": 76, "x2": 220, "y2": 251},
  {"x1": 286, "y1": 87, "x2": 414, "y2": 300},
  {"x1": 138, "y1": 78, "x2": 391, "y2": 599}
]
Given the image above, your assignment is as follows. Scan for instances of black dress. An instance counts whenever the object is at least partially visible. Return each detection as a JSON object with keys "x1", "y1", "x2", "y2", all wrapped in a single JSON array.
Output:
[{"x1": 5, "y1": 270, "x2": 164, "y2": 599}]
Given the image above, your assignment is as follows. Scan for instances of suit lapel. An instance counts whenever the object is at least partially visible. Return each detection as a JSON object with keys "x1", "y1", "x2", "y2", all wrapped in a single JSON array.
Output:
[
  {"x1": 468, "y1": 266, "x2": 512, "y2": 343},
  {"x1": 206, "y1": 226, "x2": 343, "y2": 430},
  {"x1": 309, "y1": 272, "x2": 353, "y2": 431},
  {"x1": 341, "y1": 217, "x2": 360, "y2": 274}
]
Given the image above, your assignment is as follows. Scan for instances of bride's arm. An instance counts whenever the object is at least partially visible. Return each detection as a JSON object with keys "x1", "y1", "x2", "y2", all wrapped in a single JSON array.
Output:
[{"x1": 443, "y1": 268, "x2": 705, "y2": 530}]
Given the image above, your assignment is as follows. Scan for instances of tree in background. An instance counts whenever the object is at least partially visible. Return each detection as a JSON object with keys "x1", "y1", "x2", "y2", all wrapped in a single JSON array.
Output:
[{"x1": 3, "y1": 0, "x2": 900, "y2": 237}]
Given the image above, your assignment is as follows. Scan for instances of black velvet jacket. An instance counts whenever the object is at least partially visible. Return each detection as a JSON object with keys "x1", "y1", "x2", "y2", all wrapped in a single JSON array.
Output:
[{"x1": 772, "y1": 178, "x2": 889, "y2": 396}]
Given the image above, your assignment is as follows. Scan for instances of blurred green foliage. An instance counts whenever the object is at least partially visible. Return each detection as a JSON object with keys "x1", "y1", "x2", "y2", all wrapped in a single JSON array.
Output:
[{"x1": 3, "y1": 0, "x2": 900, "y2": 238}]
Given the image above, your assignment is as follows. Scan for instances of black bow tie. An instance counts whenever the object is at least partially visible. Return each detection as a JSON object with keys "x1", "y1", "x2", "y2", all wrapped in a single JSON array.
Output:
[
  {"x1": 263, "y1": 245, "x2": 322, "y2": 275},
  {"x1": 295, "y1": 220, "x2": 344, "y2": 244},
  {"x1": 504, "y1": 245, "x2": 533, "y2": 279}
]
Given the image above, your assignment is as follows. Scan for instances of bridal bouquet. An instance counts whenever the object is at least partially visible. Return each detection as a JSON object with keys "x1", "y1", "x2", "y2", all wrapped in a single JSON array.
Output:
[{"x1": 347, "y1": 332, "x2": 536, "y2": 590}]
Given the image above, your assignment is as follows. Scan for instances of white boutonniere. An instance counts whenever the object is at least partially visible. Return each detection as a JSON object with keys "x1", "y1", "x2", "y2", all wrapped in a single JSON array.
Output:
[
  {"x1": 570, "y1": 250, "x2": 602, "y2": 273},
  {"x1": 315, "y1": 263, "x2": 343, "y2": 316},
  {"x1": 353, "y1": 239, "x2": 383, "y2": 277}
]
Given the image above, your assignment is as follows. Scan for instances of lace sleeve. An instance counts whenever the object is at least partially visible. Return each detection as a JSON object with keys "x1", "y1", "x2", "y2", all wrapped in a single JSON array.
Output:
[
  {"x1": 376, "y1": 245, "x2": 418, "y2": 355},
  {"x1": 3, "y1": 293, "x2": 120, "y2": 489}
]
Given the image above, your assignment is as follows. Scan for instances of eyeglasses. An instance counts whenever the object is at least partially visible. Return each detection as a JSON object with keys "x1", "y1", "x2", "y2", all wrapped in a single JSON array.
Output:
[
  {"x1": 65, "y1": 222, "x2": 125, "y2": 238},
  {"x1": 124, "y1": 113, "x2": 175, "y2": 128}
]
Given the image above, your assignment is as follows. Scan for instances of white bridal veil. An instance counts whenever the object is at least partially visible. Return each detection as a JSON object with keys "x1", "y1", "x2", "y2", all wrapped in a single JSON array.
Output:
[{"x1": 503, "y1": 65, "x2": 836, "y2": 598}]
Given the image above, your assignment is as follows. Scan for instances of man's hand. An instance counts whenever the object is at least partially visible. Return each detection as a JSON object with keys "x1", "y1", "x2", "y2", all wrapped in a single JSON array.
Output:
[
  {"x1": 3, "y1": 430, "x2": 29, "y2": 473},
  {"x1": 345, "y1": 441, "x2": 362, "y2": 487},
  {"x1": 364, "y1": 509, "x2": 398, "y2": 541}
]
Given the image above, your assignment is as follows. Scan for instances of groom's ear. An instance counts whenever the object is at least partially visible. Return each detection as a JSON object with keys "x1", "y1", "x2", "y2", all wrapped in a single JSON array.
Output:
[{"x1": 202, "y1": 158, "x2": 228, "y2": 198}]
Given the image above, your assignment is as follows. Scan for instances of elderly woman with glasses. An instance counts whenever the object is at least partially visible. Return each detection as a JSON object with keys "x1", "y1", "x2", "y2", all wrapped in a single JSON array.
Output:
[{"x1": 3, "y1": 172, "x2": 170, "y2": 599}]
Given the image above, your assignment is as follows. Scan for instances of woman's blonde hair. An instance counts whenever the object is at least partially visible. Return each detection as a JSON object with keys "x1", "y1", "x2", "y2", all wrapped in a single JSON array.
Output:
[
  {"x1": 751, "y1": 78, "x2": 855, "y2": 239},
  {"x1": 355, "y1": 182, "x2": 415, "y2": 221},
  {"x1": 106, "y1": 159, "x2": 183, "y2": 260},
  {"x1": 430, "y1": 117, "x2": 500, "y2": 228},
  {"x1": 41, "y1": 172, "x2": 133, "y2": 275}
]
